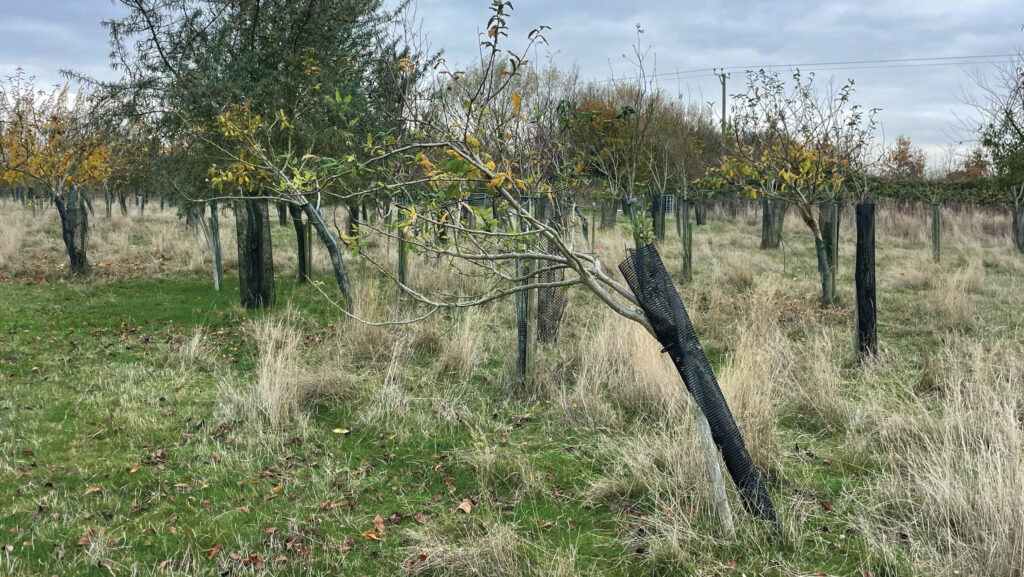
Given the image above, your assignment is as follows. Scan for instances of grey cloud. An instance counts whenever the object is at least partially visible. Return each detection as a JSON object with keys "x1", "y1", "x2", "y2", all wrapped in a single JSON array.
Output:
[{"x1": 1, "y1": 0, "x2": 1021, "y2": 159}]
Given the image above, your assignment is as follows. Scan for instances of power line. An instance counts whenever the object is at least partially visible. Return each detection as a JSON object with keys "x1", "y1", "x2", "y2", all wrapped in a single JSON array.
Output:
[{"x1": 598, "y1": 53, "x2": 1018, "y2": 83}]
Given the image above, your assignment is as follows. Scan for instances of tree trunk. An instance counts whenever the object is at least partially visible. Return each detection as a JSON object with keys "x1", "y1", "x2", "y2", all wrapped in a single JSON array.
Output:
[
  {"x1": 694, "y1": 198, "x2": 708, "y2": 225},
  {"x1": 813, "y1": 225, "x2": 834, "y2": 307},
  {"x1": 118, "y1": 193, "x2": 128, "y2": 216},
  {"x1": 398, "y1": 224, "x2": 409, "y2": 285},
  {"x1": 277, "y1": 202, "x2": 288, "y2": 226},
  {"x1": 855, "y1": 202, "x2": 877, "y2": 358},
  {"x1": 197, "y1": 201, "x2": 224, "y2": 291},
  {"x1": 235, "y1": 198, "x2": 276, "y2": 309},
  {"x1": 54, "y1": 191, "x2": 89, "y2": 276},
  {"x1": 301, "y1": 203, "x2": 355, "y2": 312},
  {"x1": 347, "y1": 201, "x2": 360, "y2": 238},
  {"x1": 209, "y1": 201, "x2": 223, "y2": 291},
  {"x1": 289, "y1": 203, "x2": 309, "y2": 283},
  {"x1": 1013, "y1": 202, "x2": 1024, "y2": 254},
  {"x1": 819, "y1": 200, "x2": 840, "y2": 294},
  {"x1": 931, "y1": 202, "x2": 941, "y2": 263},
  {"x1": 681, "y1": 198, "x2": 693, "y2": 282}
]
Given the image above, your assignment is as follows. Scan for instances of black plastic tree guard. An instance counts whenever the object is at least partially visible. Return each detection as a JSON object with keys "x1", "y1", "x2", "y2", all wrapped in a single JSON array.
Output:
[{"x1": 619, "y1": 244, "x2": 777, "y2": 523}]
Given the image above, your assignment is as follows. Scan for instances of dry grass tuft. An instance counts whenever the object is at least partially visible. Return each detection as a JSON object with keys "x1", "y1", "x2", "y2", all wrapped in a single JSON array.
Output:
[
  {"x1": 931, "y1": 256, "x2": 985, "y2": 331},
  {"x1": 862, "y1": 339, "x2": 1024, "y2": 576},
  {"x1": 437, "y1": 309, "x2": 485, "y2": 383},
  {"x1": 404, "y1": 520, "x2": 580, "y2": 577}
]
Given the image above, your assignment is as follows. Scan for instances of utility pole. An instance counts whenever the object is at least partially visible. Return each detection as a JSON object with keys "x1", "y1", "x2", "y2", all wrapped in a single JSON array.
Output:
[{"x1": 715, "y1": 68, "x2": 729, "y2": 148}]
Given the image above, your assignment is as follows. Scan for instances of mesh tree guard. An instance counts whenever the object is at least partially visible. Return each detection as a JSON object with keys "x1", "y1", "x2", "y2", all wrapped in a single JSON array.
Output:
[
  {"x1": 600, "y1": 197, "x2": 617, "y2": 229},
  {"x1": 680, "y1": 198, "x2": 693, "y2": 282},
  {"x1": 235, "y1": 198, "x2": 276, "y2": 308},
  {"x1": 515, "y1": 257, "x2": 533, "y2": 382},
  {"x1": 760, "y1": 197, "x2": 788, "y2": 249},
  {"x1": 536, "y1": 196, "x2": 569, "y2": 344},
  {"x1": 619, "y1": 244, "x2": 777, "y2": 523},
  {"x1": 855, "y1": 202, "x2": 878, "y2": 357},
  {"x1": 931, "y1": 203, "x2": 941, "y2": 263},
  {"x1": 54, "y1": 190, "x2": 89, "y2": 275},
  {"x1": 694, "y1": 199, "x2": 708, "y2": 225},
  {"x1": 650, "y1": 192, "x2": 666, "y2": 241}
]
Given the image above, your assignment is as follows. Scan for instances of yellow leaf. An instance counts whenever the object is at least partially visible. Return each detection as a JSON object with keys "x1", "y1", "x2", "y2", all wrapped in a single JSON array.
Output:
[
  {"x1": 332, "y1": 428, "x2": 350, "y2": 435},
  {"x1": 512, "y1": 93, "x2": 522, "y2": 115},
  {"x1": 361, "y1": 529, "x2": 384, "y2": 541},
  {"x1": 84, "y1": 487, "x2": 101, "y2": 495}
]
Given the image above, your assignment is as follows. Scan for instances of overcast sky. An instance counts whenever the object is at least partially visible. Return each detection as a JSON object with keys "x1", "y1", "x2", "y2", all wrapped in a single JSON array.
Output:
[{"x1": 2, "y1": 0, "x2": 1021, "y2": 164}]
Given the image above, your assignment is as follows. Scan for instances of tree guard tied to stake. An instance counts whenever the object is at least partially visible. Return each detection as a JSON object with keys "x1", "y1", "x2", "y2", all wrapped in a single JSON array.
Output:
[{"x1": 619, "y1": 244, "x2": 777, "y2": 523}]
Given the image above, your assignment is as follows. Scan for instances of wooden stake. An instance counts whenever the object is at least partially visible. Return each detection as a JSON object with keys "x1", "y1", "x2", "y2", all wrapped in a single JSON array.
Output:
[{"x1": 694, "y1": 404, "x2": 736, "y2": 540}]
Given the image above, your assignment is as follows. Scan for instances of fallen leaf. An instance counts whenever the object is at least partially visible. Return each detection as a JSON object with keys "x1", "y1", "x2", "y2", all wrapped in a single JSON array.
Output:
[
  {"x1": 373, "y1": 515, "x2": 386, "y2": 533},
  {"x1": 84, "y1": 487, "x2": 101, "y2": 495},
  {"x1": 414, "y1": 512, "x2": 430, "y2": 524},
  {"x1": 820, "y1": 500, "x2": 834, "y2": 512},
  {"x1": 456, "y1": 499, "x2": 472, "y2": 514},
  {"x1": 361, "y1": 529, "x2": 383, "y2": 541},
  {"x1": 206, "y1": 543, "x2": 221, "y2": 560},
  {"x1": 332, "y1": 428, "x2": 350, "y2": 435}
]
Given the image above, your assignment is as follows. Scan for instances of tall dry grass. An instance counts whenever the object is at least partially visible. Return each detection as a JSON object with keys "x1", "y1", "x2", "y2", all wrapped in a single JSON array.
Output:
[{"x1": 860, "y1": 339, "x2": 1024, "y2": 576}]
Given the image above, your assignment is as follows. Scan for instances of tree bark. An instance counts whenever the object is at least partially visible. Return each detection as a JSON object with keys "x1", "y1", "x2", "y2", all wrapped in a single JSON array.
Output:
[
  {"x1": 301, "y1": 203, "x2": 355, "y2": 312},
  {"x1": 819, "y1": 200, "x2": 840, "y2": 293},
  {"x1": 197, "y1": 201, "x2": 224, "y2": 291},
  {"x1": 289, "y1": 203, "x2": 309, "y2": 283},
  {"x1": 814, "y1": 227, "x2": 834, "y2": 307}
]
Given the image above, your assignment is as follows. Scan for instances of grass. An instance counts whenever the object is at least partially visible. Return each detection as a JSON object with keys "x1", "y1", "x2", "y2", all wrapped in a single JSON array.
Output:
[{"x1": 1, "y1": 199, "x2": 1023, "y2": 576}]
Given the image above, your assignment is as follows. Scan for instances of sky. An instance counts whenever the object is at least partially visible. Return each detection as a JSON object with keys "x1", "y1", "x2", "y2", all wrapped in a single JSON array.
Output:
[{"x1": 2, "y1": 0, "x2": 1022, "y2": 165}]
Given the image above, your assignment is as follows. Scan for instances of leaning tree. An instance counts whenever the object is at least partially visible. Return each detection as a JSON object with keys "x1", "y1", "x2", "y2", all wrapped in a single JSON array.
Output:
[{"x1": 218, "y1": 2, "x2": 779, "y2": 534}]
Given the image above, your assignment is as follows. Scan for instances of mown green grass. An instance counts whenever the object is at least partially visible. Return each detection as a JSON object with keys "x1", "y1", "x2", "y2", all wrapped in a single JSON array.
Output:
[{"x1": 2, "y1": 208, "x2": 1021, "y2": 576}]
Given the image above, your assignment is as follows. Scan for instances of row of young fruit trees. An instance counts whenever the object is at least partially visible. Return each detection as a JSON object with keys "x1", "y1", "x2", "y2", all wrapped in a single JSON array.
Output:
[{"x1": 1, "y1": 0, "x2": 1023, "y2": 531}]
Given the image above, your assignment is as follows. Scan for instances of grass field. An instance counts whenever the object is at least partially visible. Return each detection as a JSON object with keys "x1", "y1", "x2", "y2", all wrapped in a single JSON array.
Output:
[{"x1": 1, "y1": 201, "x2": 1022, "y2": 576}]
